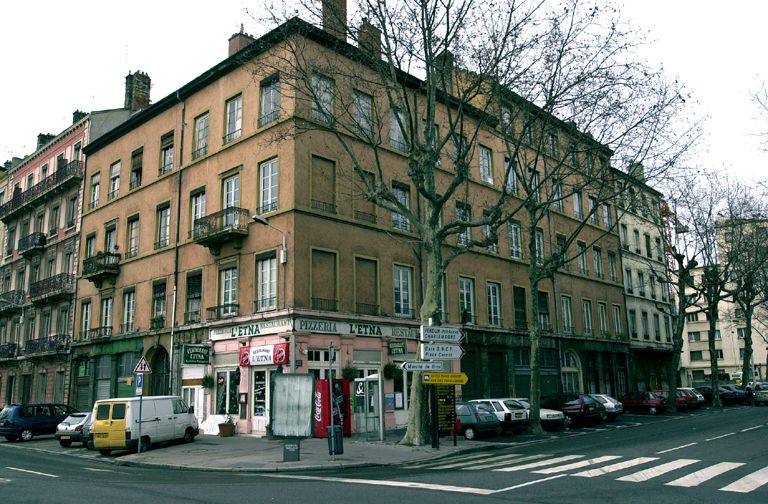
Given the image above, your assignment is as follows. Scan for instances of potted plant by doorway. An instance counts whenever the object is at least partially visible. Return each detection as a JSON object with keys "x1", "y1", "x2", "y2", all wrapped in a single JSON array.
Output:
[
  {"x1": 218, "y1": 414, "x2": 235, "y2": 437},
  {"x1": 201, "y1": 375, "x2": 215, "y2": 390}
]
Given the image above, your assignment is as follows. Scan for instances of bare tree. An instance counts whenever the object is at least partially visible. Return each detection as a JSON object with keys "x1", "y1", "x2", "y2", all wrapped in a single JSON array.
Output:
[{"x1": 244, "y1": 0, "x2": 696, "y2": 443}]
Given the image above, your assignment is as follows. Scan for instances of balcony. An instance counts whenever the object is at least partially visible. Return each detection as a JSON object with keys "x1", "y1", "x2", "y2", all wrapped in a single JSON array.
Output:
[
  {"x1": 150, "y1": 316, "x2": 165, "y2": 330},
  {"x1": 18, "y1": 232, "x2": 46, "y2": 256},
  {"x1": 191, "y1": 207, "x2": 249, "y2": 255},
  {"x1": 311, "y1": 297, "x2": 338, "y2": 311},
  {"x1": 0, "y1": 290, "x2": 25, "y2": 314},
  {"x1": 207, "y1": 304, "x2": 239, "y2": 321},
  {"x1": 355, "y1": 302, "x2": 379, "y2": 316},
  {"x1": 29, "y1": 273, "x2": 75, "y2": 303},
  {"x1": 81, "y1": 326, "x2": 112, "y2": 341},
  {"x1": 0, "y1": 343, "x2": 18, "y2": 359},
  {"x1": 82, "y1": 252, "x2": 121, "y2": 288},
  {"x1": 311, "y1": 199, "x2": 337, "y2": 214},
  {"x1": 0, "y1": 160, "x2": 84, "y2": 223},
  {"x1": 24, "y1": 334, "x2": 71, "y2": 356},
  {"x1": 184, "y1": 311, "x2": 201, "y2": 324}
]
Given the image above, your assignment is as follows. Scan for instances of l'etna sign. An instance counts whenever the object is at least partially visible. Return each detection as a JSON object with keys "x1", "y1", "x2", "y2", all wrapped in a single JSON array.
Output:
[{"x1": 182, "y1": 345, "x2": 210, "y2": 365}]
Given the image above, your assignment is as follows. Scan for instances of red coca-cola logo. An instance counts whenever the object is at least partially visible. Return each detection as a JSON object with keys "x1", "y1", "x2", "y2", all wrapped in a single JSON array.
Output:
[{"x1": 313, "y1": 390, "x2": 323, "y2": 422}]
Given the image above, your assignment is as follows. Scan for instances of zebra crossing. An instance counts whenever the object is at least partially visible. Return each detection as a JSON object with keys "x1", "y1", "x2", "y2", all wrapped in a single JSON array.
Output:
[{"x1": 404, "y1": 451, "x2": 768, "y2": 494}]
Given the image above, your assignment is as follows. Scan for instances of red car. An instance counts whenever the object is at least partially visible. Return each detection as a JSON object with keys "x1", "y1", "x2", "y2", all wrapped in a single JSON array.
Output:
[
  {"x1": 620, "y1": 391, "x2": 667, "y2": 415},
  {"x1": 653, "y1": 390, "x2": 689, "y2": 411}
]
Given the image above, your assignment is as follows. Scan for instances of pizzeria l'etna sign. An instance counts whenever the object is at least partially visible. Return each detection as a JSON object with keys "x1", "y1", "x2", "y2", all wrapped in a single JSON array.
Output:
[{"x1": 238, "y1": 343, "x2": 289, "y2": 366}]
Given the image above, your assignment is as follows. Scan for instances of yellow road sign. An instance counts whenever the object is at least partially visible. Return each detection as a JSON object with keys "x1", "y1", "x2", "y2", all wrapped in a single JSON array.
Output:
[{"x1": 421, "y1": 372, "x2": 469, "y2": 385}]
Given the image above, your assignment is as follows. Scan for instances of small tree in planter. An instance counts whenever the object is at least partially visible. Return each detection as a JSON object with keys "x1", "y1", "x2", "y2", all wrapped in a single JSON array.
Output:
[
  {"x1": 201, "y1": 375, "x2": 215, "y2": 390},
  {"x1": 341, "y1": 366, "x2": 358, "y2": 381},
  {"x1": 383, "y1": 363, "x2": 399, "y2": 380}
]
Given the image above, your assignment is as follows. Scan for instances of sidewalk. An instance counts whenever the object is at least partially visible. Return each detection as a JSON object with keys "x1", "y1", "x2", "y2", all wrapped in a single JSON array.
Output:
[{"x1": 114, "y1": 430, "x2": 505, "y2": 472}]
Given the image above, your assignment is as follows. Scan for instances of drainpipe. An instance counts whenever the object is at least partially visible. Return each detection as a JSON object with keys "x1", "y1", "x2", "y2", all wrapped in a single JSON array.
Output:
[{"x1": 169, "y1": 91, "x2": 186, "y2": 395}]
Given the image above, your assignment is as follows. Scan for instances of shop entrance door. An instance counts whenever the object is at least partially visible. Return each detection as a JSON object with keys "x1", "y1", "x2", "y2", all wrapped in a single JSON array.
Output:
[
  {"x1": 251, "y1": 368, "x2": 273, "y2": 435},
  {"x1": 353, "y1": 370, "x2": 383, "y2": 440}
]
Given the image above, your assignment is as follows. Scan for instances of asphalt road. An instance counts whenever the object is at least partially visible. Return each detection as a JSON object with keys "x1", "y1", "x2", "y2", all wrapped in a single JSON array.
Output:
[{"x1": 1, "y1": 406, "x2": 766, "y2": 503}]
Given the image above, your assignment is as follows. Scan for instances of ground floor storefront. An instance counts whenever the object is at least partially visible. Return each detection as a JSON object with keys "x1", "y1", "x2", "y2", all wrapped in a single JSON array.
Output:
[
  {"x1": 0, "y1": 353, "x2": 70, "y2": 407},
  {"x1": 627, "y1": 347, "x2": 674, "y2": 392}
]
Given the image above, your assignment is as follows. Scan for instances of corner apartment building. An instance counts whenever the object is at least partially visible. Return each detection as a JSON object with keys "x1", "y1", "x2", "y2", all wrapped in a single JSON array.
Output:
[
  {"x1": 0, "y1": 75, "x2": 147, "y2": 408},
  {"x1": 74, "y1": 8, "x2": 629, "y2": 436},
  {"x1": 614, "y1": 168, "x2": 674, "y2": 391}
]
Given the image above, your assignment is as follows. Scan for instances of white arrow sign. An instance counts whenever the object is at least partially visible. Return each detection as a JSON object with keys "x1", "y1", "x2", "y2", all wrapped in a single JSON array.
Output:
[
  {"x1": 420, "y1": 326, "x2": 464, "y2": 343},
  {"x1": 400, "y1": 361, "x2": 445, "y2": 372},
  {"x1": 420, "y1": 342, "x2": 465, "y2": 360}
]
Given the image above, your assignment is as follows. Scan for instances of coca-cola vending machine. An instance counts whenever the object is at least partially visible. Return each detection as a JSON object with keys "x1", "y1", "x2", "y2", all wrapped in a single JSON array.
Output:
[{"x1": 313, "y1": 378, "x2": 351, "y2": 437}]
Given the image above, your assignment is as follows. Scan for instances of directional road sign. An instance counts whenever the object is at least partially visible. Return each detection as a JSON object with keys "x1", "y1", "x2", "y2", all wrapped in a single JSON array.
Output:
[
  {"x1": 420, "y1": 342, "x2": 465, "y2": 360},
  {"x1": 133, "y1": 355, "x2": 152, "y2": 374},
  {"x1": 400, "y1": 361, "x2": 445, "y2": 372},
  {"x1": 421, "y1": 372, "x2": 469, "y2": 385},
  {"x1": 420, "y1": 326, "x2": 464, "y2": 343}
]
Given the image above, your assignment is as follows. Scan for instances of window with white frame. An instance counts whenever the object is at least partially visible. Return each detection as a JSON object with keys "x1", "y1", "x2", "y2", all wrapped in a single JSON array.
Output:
[
  {"x1": 354, "y1": 90, "x2": 373, "y2": 137},
  {"x1": 224, "y1": 94, "x2": 243, "y2": 143},
  {"x1": 479, "y1": 146, "x2": 493, "y2": 184},
  {"x1": 608, "y1": 252, "x2": 617, "y2": 281},
  {"x1": 530, "y1": 170, "x2": 541, "y2": 203},
  {"x1": 257, "y1": 255, "x2": 277, "y2": 311},
  {"x1": 593, "y1": 247, "x2": 603, "y2": 278},
  {"x1": 638, "y1": 272, "x2": 645, "y2": 296},
  {"x1": 598, "y1": 303, "x2": 607, "y2": 335},
  {"x1": 80, "y1": 301, "x2": 91, "y2": 338},
  {"x1": 535, "y1": 228, "x2": 544, "y2": 263},
  {"x1": 160, "y1": 132, "x2": 174, "y2": 174},
  {"x1": 390, "y1": 109, "x2": 407, "y2": 150},
  {"x1": 487, "y1": 282, "x2": 501, "y2": 326},
  {"x1": 193, "y1": 113, "x2": 209, "y2": 159},
  {"x1": 222, "y1": 173, "x2": 240, "y2": 227},
  {"x1": 259, "y1": 77, "x2": 280, "y2": 126},
  {"x1": 588, "y1": 195, "x2": 598, "y2": 224},
  {"x1": 553, "y1": 182, "x2": 564, "y2": 211},
  {"x1": 483, "y1": 210, "x2": 497, "y2": 253},
  {"x1": 108, "y1": 162, "x2": 120, "y2": 200},
  {"x1": 649, "y1": 275, "x2": 657, "y2": 299},
  {"x1": 613, "y1": 305, "x2": 622, "y2": 336},
  {"x1": 393, "y1": 265, "x2": 412, "y2": 318},
  {"x1": 190, "y1": 190, "x2": 206, "y2": 235},
  {"x1": 573, "y1": 191, "x2": 583, "y2": 218},
  {"x1": 577, "y1": 242, "x2": 587, "y2": 274},
  {"x1": 641, "y1": 311, "x2": 650, "y2": 339},
  {"x1": 459, "y1": 277, "x2": 475, "y2": 324},
  {"x1": 122, "y1": 289, "x2": 135, "y2": 332},
  {"x1": 126, "y1": 216, "x2": 140, "y2": 258},
  {"x1": 311, "y1": 73, "x2": 334, "y2": 123},
  {"x1": 625, "y1": 269, "x2": 633, "y2": 293},
  {"x1": 456, "y1": 203, "x2": 470, "y2": 246},
  {"x1": 156, "y1": 204, "x2": 170, "y2": 248},
  {"x1": 653, "y1": 313, "x2": 661, "y2": 341},
  {"x1": 101, "y1": 297, "x2": 113, "y2": 330},
  {"x1": 509, "y1": 221, "x2": 521, "y2": 258},
  {"x1": 260, "y1": 158, "x2": 278, "y2": 213},
  {"x1": 633, "y1": 229, "x2": 641, "y2": 253},
  {"x1": 392, "y1": 183, "x2": 410, "y2": 231},
  {"x1": 628, "y1": 308, "x2": 637, "y2": 337},
  {"x1": 603, "y1": 204, "x2": 612, "y2": 229},
  {"x1": 89, "y1": 173, "x2": 100, "y2": 209},
  {"x1": 504, "y1": 156, "x2": 517, "y2": 194},
  {"x1": 561, "y1": 296, "x2": 573, "y2": 333},
  {"x1": 220, "y1": 266, "x2": 238, "y2": 316},
  {"x1": 582, "y1": 300, "x2": 593, "y2": 334}
]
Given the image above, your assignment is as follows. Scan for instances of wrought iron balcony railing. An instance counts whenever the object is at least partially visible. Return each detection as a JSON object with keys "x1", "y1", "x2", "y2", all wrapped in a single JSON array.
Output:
[
  {"x1": 207, "y1": 304, "x2": 239, "y2": 321},
  {"x1": 18, "y1": 232, "x2": 46, "y2": 255},
  {"x1": 29, "y1": 273, "x2": 75, "y2": 301},
  {"x1": 0, "y1": 343, "x2": 18, "y2": 359},
  {"x1": 312, "y1": 297, "x2": 338, "y2": 311},
  {"x1": 0, "y1": 290, "x2": 25, "y2": 313},
  {"x1": 355, "y1": 302, "x2": 379, "y2": 316},
  {"x1": 24, "y1": 334, "x2": 71, "y2": 355},
  {"x1": 192, "y1": 207, "x2": 250, "y2": 255},
  {"x1": 0, "y1": 160, "x2": 84, "y2": 222},
  {"x1": 82, "y1": 252, "x2": 121, "y2": 288},
  {"x1": 81, "y1": 326, "x2": 112, "y2": 340}
]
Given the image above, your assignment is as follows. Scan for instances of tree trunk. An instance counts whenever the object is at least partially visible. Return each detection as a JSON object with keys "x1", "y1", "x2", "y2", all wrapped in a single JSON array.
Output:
[
  {"x1": 741, "y1": 304, "x2": 754, "y2": 389},
  {"x1": 707, "y1": 298, "x2": 722, "y2": 408}
]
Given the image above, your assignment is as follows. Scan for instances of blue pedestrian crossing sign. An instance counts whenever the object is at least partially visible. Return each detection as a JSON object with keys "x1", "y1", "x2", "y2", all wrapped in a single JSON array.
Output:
[
  {"x1": 133, "y1": 356, "x2": 152, "y2": 374},
  {"x1": 135, "y1": 373, "x2": 144, "y2": 396}
]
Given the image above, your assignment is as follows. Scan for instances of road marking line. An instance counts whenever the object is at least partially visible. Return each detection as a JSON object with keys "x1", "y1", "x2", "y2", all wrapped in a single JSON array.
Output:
[
  {"x1": 616, "y1": 459, "x2": 699, "y2": 482},
  {"x1": 424, "y1": 453, "x2": 521, "y2": 470},
  {"x1": 6, "y1": 467, "x2": 58, "y2": 478},
  {"x1": 740, "y1": 425, "x2": 763, "y2": 432},
  {"x1": 0, "y1": 478, "x2": 11, "y2": 484},
  {"x1": 261, "y1": 474, "x2": 496, "y2": 495},
  {"x1": 666, "y1": 462, "x2": 745, "y2": 487},
  {"x1": 533, "y1": 456, "x2": 622, "y2": 474},
  {"x1": 464, "y1": 453, "x2": 549, "y2": 470},
  {"x1": 494, "y1": 454, "x2": 584, "y2": 472},
  {"x1": 706, "y1": 433, "x2": 735, "y2": 442},
  {"x1": 572, "y1": 457, "x2": 659, "y2": 478},
  {"x1": 720, "y1": 466, "x2": 768, "y2": 493},
  {"x1": 84, "y1": 467, "x2": 119, "y2": 473},
  {"x1": 406, "y1": 451, "x2": 508, "y2": 469},
  {"x1": 492, "y1": 474, "x2": 568, "y2": 492},
  {"x1": 656, "y1": 442, "x2": 698, "y2": 454}
]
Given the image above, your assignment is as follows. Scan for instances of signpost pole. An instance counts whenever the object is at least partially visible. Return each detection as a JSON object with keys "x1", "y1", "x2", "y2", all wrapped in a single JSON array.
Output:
[
  {"x1": 328, "y1": 341, "x2": 335, "y2": 459},
  {"x1": 452, "y1": 387, "x2": 457, "y2": 447},
  {"x1": 137, "y1": 373, "x2": 143, "y2": 454},
  {"x1": 430, "y1": 384, "x2": 439, "y2": 449}
]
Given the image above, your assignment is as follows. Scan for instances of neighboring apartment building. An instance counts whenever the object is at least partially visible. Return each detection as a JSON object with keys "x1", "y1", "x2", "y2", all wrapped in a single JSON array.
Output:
[
  {"x1": 75, "y1": 6, "x2": 629, "y2": 436},
  {"x1": 614, "y1": 167, "x2": 674, "y2": 391},
  {"x1": 0, "y1": 74, "x2": 148, "y2": 408}
]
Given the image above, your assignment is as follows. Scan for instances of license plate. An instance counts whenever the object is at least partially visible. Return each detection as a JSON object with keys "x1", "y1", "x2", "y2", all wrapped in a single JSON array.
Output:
[
  {"x1": 60, "y1": 435, "x2": 71, "y2": 440},
  {"x1": 515, "y1": 413, "x2": 523, "y2": 419},
  {"x1": 95, "y1": 433, "x2": 109, "y2": 438}
]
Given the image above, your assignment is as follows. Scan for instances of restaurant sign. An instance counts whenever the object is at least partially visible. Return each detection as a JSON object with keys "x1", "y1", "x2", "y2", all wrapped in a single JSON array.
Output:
[
  {"x1": 239, "y1": 343, "x2": 289, "y2": 367},
  {"x1": 209, "y1": 318, "x2": 293, "y2": 340},
  {"x1": 182, "y1": 345, "x2": 210, "y2": 365},
  {"x1": 295, "y1": 318, "x2": 419, "y2": 339}
]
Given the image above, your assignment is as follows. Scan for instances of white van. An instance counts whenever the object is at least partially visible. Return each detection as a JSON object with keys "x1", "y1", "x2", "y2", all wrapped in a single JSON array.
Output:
[{"x1": 92, "y1": 395, "x2": 198, "y2": 456}]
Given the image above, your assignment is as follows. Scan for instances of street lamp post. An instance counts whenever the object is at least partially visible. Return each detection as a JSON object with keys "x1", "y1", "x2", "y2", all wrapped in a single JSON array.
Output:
[{"x1": 252, "y1": 215, "x2": 292, "y2": 373}]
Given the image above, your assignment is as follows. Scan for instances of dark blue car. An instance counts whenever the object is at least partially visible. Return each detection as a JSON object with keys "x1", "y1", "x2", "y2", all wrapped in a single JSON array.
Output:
[{"x1": 0, "y1": 403, "x2": 77, "y2": 442}]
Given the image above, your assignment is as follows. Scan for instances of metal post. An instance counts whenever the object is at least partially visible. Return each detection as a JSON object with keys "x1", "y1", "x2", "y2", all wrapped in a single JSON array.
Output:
[
  {"x1": 430, "y1": 384, "x2": 439, "y2": 449},
  {"x1": 328, "y1": 341, "x2": 335, "y2": 459},
  {"x1": 138, "y1": 393, "x2": 143, "y2": 454}
]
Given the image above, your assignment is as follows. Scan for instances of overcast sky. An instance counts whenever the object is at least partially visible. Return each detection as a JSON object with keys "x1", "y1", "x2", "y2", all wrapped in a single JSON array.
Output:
[{"x1": 1, "y1": 1, "x2": 766, "y2": 185}]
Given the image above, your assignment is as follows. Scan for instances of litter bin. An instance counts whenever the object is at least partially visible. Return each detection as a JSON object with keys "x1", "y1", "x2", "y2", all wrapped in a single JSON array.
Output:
[{"x1": 327, "y1": 425, "x2": 343, "y2": 455}]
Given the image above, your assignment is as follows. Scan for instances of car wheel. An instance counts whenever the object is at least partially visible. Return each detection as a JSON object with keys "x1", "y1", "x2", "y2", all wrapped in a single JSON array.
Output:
[
  {"x1": 4, "y1": 435, "x2": 17, "y2": 442},
  {"x1": 20, "y1": 429, "x2": 33, "y2": 442},
  {"x1": 563, "y1": 416, "x2": 572, "y2": 428},
  {"x1": 183, "y1": 428, "x2": 195, "y2": 443},
  {"x1": 464, "y1": 427, "x2": 476, "y2": 440},
  {"x1": 649, "y1": 407, "x2": 657, "y2": 415},
  {"x1": 59, "y1": 440, "x2": 72, "y2": 447},
  {"x1": 99, "y1": 449, "x2": 112, "y2": 456}
]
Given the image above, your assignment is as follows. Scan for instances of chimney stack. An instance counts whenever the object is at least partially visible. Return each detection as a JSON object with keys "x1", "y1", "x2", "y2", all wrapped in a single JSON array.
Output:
[
  {"x1": 322, "y1": 0, "x2": 347, "y2": 40},
  {"x1": 72, "y1": 110, "x2": 87, "y2": 124},
  {"x1": 228, "y1": 24, "x2": 255, "y2": 57},
  {"x1": 358, "y1": 18, "x2": 381, "y2": 58},
  {"x1": 125, "y1": 71, "x2": 151, "y2": 113},
  {"x1": 37, "y1": 133, "x2": 55, "y2": 150},
  {"x1": 435, "y1": 50, "x2": 455, "y2": 93}
]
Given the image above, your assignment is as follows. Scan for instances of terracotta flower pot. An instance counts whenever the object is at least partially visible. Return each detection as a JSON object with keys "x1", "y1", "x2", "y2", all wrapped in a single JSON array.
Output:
[{"x1": 218, "y1": 423, "x2": 235, "y2": 437}]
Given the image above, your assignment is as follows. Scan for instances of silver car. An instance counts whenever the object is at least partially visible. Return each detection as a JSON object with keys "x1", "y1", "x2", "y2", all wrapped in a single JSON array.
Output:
[
  {"x1": 590, "y1": 394, "x2": 623, "y2": 420},
  {"x1": 55, "y1": 412, "x2": 91, "y2": 447}
]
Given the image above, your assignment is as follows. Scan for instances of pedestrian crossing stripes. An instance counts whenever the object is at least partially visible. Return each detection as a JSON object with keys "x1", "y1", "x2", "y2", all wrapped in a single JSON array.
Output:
[{"x1": 405, "y1": 452, "x2": 768, "y2": 494}]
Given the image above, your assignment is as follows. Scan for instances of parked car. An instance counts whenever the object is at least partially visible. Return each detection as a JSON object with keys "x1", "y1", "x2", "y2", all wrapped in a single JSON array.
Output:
[
  {"x1": 695, "y1": 385, "x2": 714, "y2": 404},
  {"x1": 55, "y1": 412, "x2": 92, "y2": 447},
  {"x1": 677, "y1": 388, "x2": 704, "y2": 409},
  {"x1": 0, "y1": 403, "x2": 78, "y2": 442},
  {"x1": 719, "y1": 384, "x2": 748, "y2": 405},
  {"x1": 540, "y1": 394, "x2": 605, "y2": 425},
  {"x1": 468, "y1": 399, "x2": 528, "y2": 432},
  {"x1": 590, "y1": 394, "x2": 623, "y2": 420},
  {"x1": 506, "y1": 398, "x2": 568, "y2": 430},
  {"x1": 454, "y1": 401, "x2": 502, "y2": 440},
  {"x1": 750, "y1": 382, "x2": 768, "y2": 405},
  {"x1": 620, "y1": 391, "x2": 667, "y2": 415},
  {"x1": 653, "y1": 390, "x2": 689, "y2": 411}
]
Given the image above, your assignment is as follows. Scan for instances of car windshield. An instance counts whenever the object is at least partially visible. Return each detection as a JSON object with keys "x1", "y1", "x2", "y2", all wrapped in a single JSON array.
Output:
[
  {"x1": 517, "y1": 400, "x2": 531, "y2": 409},
  {"x1": 503, "y1": 400, "x2": 526, "y2": 410},
  {"x1": 475, "y1": 404, "x2": 494, "y2": 414},
  {"x1": 593, "y1": 395, "x2": 607, "y2": 404},
  {"x1": 63, "y1": 413, "x2": 88, "y2": 423}
]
